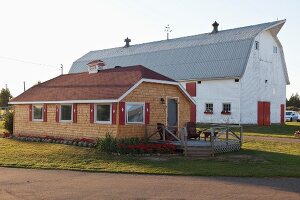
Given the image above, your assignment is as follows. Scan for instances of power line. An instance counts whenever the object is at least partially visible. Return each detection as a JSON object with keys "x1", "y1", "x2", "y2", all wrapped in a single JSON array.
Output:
[{"x1": 0, "y1": 55, "x2": 59, "y2": 69}]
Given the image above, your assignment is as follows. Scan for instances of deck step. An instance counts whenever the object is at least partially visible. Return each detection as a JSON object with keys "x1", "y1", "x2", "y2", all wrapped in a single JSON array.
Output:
[{"x1": 184, "y1": 147, "x2": 213, "y2": 157}]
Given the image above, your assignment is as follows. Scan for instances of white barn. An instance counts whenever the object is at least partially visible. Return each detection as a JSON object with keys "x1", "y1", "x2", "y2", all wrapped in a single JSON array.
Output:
[{"x1": 69, "y1": 20, "x2": 289, "y2": 125}]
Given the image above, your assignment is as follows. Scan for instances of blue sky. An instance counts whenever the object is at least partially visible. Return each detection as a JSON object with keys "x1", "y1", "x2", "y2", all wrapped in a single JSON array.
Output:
[{"x1": 0, "y1": 0, "x2": 299, "y2": 98}]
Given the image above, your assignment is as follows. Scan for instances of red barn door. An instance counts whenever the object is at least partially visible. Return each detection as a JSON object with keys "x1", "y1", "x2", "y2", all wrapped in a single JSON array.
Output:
[
  {"x1": 263, "y1": 102, "x2": 270, "y2": 126},
  {"x1": 257, "y1": 101, "x2": 270, "y2": 126},
  {"x1": 280, "y1": 104, "x2": 285, "y2": 125}
]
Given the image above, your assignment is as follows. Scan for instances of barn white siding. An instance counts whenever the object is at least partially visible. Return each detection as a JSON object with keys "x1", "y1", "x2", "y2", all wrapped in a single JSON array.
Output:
[
  {"x1": 181, "y1": 80, "x2": 241, "y2": 124},
  {"x1": 240, "y1": 30, "x2": 287, "y2": 124}
]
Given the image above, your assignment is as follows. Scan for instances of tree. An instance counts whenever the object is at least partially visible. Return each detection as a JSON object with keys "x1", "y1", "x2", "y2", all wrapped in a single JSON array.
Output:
[
  {"x1": 287, "y1": 93, "x2": 300, "y2": 108},
  {"x1": 0, "y1": 88, "x2": 13, "y2": 107}
]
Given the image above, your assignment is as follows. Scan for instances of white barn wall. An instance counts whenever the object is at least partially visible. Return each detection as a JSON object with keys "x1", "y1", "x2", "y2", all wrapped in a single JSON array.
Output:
[
  {"x1": 240, "y1": 30, "x2": 287, "y2": 124},
  {"x1": 181, "y1": 80, "x2": 241, "y2": 124}
]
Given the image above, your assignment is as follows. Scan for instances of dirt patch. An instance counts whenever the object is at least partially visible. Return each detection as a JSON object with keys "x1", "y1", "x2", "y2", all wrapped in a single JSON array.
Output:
[
  {"x1": 244, "y1": 136, "x2": 300, "y2": 143},
  {"x1": 216, "y1": 154, "x2": 269, "y2": 163}
]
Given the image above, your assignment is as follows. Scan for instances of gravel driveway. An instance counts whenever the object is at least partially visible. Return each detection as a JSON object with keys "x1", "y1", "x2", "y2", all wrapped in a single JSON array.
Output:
[{"x1": 0, "y1": 167, "x2": 299, "y2": 200}]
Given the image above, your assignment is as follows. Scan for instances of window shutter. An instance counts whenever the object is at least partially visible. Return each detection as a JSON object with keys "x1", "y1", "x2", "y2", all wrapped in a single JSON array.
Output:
[
  {"x1": 29, "y1": 104, "x2": 32, "y2": 121},
  {"x1": 55, "y1": 105, "x2": 60, "y2": 123},
  {"x1": 119, "y1": 102, "x2": 125, "y2": 125},
  {"x1": 73, "y1": 103, "x2": 77, "y2": 123},
  {"x1": 112, "y1": 103, "x2": 117, "y2": 125},
  {"x1": 145, "y1": 103, "x2": 150, "y2": 124},
  {"x1": 186, "y1": 82, "x2": 196, "y2": 97},
  {"x1": 190, "y1": 103, "x2": 196, "y2": 123},
  {"x1": 90, "y1": 103, "x2": 94, "y2": 123},
  {"x1": 43, "y1": 104, "x2": 47, "y2": 122}
]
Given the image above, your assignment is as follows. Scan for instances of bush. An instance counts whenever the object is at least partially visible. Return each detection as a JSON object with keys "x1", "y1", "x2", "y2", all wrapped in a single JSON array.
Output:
[
  {"x1": 96, "y1": 133, "x2": 176, "y2": 154},
  {"x1": 3, "y1": 112, "x2": 13, "y2": 134},
  {"x1": 96, "y1": 133, "x2": 118, "y2": 153}
]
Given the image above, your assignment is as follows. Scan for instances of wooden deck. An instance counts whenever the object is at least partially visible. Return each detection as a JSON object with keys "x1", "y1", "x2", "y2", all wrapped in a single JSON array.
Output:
[{"x1": 147, "y1": 124, "x2": 243, "y2": 157}]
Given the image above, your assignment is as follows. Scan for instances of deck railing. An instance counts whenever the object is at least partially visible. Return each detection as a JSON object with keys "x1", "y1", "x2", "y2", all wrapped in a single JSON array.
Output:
[{"x1": 145, "y1": 124, "x2": 181, "y2": 142}]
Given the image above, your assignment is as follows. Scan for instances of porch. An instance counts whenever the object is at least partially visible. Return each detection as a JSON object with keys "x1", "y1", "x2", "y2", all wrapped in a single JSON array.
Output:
[{"x1": 145, "y1": 124, "x2": 243, "y2": 157}]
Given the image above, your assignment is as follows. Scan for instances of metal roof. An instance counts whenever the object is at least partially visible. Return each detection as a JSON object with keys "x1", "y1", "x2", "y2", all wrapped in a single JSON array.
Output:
[{"x1": 69, "y1": 20, "x2": 287, "y2": 81}]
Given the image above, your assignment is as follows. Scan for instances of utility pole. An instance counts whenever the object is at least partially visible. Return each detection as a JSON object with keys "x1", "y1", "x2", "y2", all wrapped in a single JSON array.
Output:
[
  {"x1": 164, "y1": 24, "x2": 172, "y2": 40},
  {"x1": 23, "y1": 81, "x2": 26, "y2": 92},
  {"x1": 60, "y1": 64, "x2": 63, "y2": 75}
]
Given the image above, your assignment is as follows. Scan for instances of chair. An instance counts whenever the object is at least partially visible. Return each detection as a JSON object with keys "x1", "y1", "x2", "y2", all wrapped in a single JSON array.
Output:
[{"x1": 186, "y1": 122, "x2": 201, "y2": 140}]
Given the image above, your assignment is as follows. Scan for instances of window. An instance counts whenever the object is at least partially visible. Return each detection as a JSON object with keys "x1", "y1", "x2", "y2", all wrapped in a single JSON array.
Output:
[
  {"x1": 60, "y1": 104, "x2": 72, "y2": 121},
  {"x1": 126, "y1": 103, "x2": 144, "y2": 124},
  {"x1": 273, "y1": 46, "x2": 278, "y2": 53},
  {"x1": 255, "y1": 41, "x2": 259, "y2": 50},
  {"x1": 205, "y1": 103, "x2": 213, "y2": 113},
  {"x1": 222, "y1": 103, "x2": 231, "y2": 113},
  {"x1": 95, "y1": 104, "x2": 111, "y2": 123},
  {"x1": 33, "y1": 104, "x2": 43, "y2": 121},
  {"x1": 197, "y1": 81, "x2": 202, "y2": 84},
  {"x1": 235, "y1": 79, "x2": 239, "y2": 82}
]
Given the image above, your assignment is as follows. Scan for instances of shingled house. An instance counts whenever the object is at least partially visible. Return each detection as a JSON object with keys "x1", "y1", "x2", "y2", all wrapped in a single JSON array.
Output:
[
  {"x1": 70, "y1": 20, "x2": 289, "y2": 125},
  {"x1": 10, "y1": 65, "x2": 195, "y2": 139}
]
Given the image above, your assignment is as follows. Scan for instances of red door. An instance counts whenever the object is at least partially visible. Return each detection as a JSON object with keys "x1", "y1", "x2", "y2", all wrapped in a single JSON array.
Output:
[
  {"x1": 257, "y1": 101, "x2": 270, "y2": 126},
  {"x1": 257, "y1": 102, "x2": 264, "y2": 126},
  {"x1": 263, "y1": 102, "x2": 270, "y2": 126},
  {"x1": 280, "y1": 104, "x2": 285, "y2": 125}
]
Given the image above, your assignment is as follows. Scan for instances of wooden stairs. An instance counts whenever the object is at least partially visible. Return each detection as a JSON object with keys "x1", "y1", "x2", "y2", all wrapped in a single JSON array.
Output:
[{"x1": 184, "y1": 146, "x2": 213, "y2": 157}]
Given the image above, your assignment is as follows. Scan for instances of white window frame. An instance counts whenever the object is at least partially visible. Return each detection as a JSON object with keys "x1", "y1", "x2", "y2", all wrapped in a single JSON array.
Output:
[
  {"x1": 60, "y1": 104, "x2": 73, "y2": 122},
  {"x1": 32, "y1": 104, "x2": 43, "y2": 121},
  {"x1": 94, "y1": 103, "x2": 112, "y2": 124},
  {"x1": 205, "y1": 103, "x2": 213, "y2": 112},
  {"x1": 222, "y1": 103, "x2": 231, "y2": 112},
  {"x1": 126, "y1": 102, "x2": 145, "y2": 124}
]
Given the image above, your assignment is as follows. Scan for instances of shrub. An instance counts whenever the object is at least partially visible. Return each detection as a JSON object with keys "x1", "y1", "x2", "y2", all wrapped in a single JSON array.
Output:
[
  {"x1": 96, "y1": 133, "x2": 118, "y2": 153},
  {"x1": 3, "y1": 112, "x2": 13, "y2": 134}
]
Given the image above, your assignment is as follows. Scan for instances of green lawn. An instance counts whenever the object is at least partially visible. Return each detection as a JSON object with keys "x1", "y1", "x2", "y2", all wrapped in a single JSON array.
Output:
[
  {"x1": 198, "y1": 122, "x2": 300, "y2": 138},
  {"x1": 0, "y1": 121, "x2": 4, "y2": 133},
  {"x1": 0, "y1": 137, "x2": 299, "y2": 177}
]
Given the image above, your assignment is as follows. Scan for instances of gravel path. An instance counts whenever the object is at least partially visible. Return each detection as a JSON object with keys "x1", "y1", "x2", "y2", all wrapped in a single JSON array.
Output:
[{"x1": 0, "y1": 167, "x2": 299, "y2": 200}]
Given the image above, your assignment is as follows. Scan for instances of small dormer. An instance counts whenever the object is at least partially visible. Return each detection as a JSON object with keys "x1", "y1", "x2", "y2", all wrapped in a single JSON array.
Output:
[{"x1": 87, "y1": 60, "x2": 106, "y2": 73}]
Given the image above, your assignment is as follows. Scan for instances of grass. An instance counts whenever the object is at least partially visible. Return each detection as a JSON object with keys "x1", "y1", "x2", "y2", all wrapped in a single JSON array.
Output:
[
  {"x1": 197, "y1": 122, "x2": 300, "y2": 138},
  {"x1": 0, "y1": 137, "x2": 299, "y2": 177},
  {"x1": 0, "y1": 121, "x2": 4, "y2": 133}
]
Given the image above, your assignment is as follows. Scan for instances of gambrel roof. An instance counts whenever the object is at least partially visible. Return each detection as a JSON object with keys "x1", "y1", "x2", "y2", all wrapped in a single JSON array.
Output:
[{"x1": 69, "y1": 20, "x2": 289, "y2": 84}]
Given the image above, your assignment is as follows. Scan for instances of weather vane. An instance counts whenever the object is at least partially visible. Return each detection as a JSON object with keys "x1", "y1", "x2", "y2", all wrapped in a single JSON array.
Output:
[{"x1": 164, "y1": 24, "x2": 172, "y2": 40}]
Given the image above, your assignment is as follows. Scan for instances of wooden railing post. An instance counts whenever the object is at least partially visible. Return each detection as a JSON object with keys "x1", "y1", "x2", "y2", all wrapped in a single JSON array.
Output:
[
  {"x1": 181, "y1": 127, "x2": 188, "y2": 157},
  {"x1": 210, "y1": 127, "x2": 215, "y2": 157},
  {"x1": 226, "y1": 126, "x2": 229, "y2": 145},
  {"x1": 240, "y1": 126, "x2": 243, "y2": 147}
]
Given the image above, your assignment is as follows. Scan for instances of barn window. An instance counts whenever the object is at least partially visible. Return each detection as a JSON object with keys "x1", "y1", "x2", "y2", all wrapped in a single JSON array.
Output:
[
  {"x1": 95, "y1": 104, "x2": 111, "y2": 124},
  {"x1": 126, "y1": 103, "x2": 144, "y2": 124},
  {"x1": 33, "y1": 104, "x2": 43, "y2": 121},
  {"x1": 235, "y1": 79, "x2": 239, "y2": 82},
  {"x1": 255, "y1": 41, "x2": 259, "y2": 50},
  {"x1": 205, "y1": 103, "x2": 213, "y2": 113},
  {"x1": 273, "y1": 46, "x2": 278, "y2": 53},
  {"x1": 222, "y1": 103, "x2": 231, "y2": 113},
  {"x1": 60, "y1": 104, "x2": 72, "y2": 122}
]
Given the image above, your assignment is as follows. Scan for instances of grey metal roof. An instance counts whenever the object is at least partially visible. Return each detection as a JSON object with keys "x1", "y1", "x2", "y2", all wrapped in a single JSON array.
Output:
[{"x1": 69, "y1": 20, "x2": 287, "y2": 81}]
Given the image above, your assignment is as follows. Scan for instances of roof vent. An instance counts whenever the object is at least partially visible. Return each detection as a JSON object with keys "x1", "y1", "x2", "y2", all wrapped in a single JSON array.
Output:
[
  {"x1": 115, "y1": 66, "x2": 121, "y2": 68},
  {"x1": 211, "y1": 21, "x2": 219, "y2": 33},
  {"x1": 124, "y1": 37, "x2": 131, "y2": 47}
]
